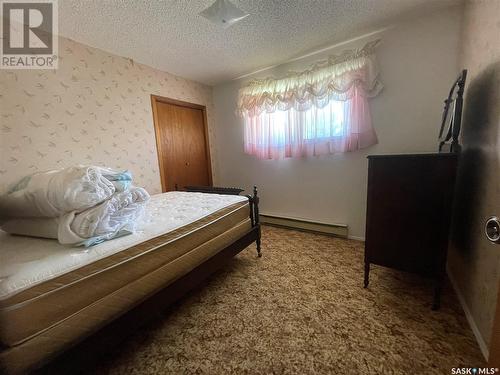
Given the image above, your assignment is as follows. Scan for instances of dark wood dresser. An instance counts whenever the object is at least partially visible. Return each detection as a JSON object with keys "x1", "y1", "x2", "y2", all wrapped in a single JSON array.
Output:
[{"x1": 364, "y1": 153, "x2": 458, "y2": 309}]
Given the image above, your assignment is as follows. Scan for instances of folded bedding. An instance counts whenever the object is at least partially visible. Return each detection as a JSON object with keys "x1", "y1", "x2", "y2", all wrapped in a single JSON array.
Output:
[
  {"x1": 1, "y1": 187, "x2": 149, "y2": 246},
  {"x1": 0, "y1": 166, "x2": 122, "y2": 219},
  {"x1": 70, "y1": 186, "x2": 148, "y2": 239},
  {"x1": 0, "y1": 166, "x2": 149, "y2": 246},
  {"x1": 97, "y1": 167, "x2": 133, "y2": 192}
]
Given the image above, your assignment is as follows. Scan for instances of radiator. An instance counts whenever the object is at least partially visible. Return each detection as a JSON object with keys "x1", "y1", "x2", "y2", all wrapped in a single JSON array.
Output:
[{"x1": 259, "y1": 213, "x2": 348, "y2": 238}]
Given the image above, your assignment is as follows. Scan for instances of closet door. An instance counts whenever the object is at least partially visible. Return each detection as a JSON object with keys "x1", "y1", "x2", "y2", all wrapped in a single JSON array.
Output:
[{"x1": 152, "y1": 96, "x2": 212, "y2": 192}]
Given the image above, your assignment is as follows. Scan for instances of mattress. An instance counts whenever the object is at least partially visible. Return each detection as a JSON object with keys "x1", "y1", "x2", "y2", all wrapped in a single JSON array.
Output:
[{"x1": 0, "y1": 191, "x2": 251, "y2": 348}]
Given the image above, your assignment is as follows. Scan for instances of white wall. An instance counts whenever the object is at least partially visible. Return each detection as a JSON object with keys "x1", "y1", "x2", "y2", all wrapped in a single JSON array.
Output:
[{"x1": 213, "y1": 6, "x2": 462, "y2": 239}]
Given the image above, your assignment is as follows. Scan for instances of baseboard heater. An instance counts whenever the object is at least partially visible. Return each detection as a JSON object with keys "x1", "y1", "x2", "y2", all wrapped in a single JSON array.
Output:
[{"x1": 259, "y1": 213, "x2": 348, "y2": 238}]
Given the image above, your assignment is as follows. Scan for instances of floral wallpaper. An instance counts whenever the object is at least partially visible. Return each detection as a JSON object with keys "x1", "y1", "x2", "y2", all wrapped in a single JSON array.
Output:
[{"x1": 0, "y1": 36, "x2": 217, "y2": 194}]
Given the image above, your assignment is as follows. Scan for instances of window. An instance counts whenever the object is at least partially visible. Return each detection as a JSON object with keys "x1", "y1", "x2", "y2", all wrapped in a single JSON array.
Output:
[
  {"x1": 243, "y1": 100, "x2": 350, "y2": 159},
  {"x1": 245, "y1": 100, "x2": 345, "y2": 144},
  {"x1": 302, "y1": 101, "x2": 345, "y2": 140},
  {"x1": 238, "y1": 40, "x2": 382, "y2": 160}
]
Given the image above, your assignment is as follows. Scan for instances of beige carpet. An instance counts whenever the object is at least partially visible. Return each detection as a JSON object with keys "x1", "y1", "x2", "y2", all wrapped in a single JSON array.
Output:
[{"x1": 88, "y1": 226, "x2": 485, "y2": 374}]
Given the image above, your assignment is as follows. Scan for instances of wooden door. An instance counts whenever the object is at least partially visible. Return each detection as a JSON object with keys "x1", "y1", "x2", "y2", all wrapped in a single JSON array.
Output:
[{"x1": 151, "y1": 96, "x2": 212, "y2": 192}]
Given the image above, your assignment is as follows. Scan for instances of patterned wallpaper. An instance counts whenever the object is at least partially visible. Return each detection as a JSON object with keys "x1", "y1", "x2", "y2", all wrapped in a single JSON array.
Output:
[{"x1": 0, "y1": 36, "x2": 217, "y2": 194}]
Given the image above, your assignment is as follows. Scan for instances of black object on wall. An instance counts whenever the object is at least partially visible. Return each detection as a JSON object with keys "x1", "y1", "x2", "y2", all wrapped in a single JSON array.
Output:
[{"x1": 438, "y1": 69, "x2": 468, "y2": 153}]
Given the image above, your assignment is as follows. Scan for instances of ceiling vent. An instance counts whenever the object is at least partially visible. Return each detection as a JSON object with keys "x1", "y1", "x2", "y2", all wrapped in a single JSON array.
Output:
[{"x1": 199, "y1": 0, "x2": 249, "y2": 29}]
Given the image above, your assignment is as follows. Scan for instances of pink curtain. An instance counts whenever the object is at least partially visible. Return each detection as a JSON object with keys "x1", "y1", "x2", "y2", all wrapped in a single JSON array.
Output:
[
  {"x1": 243, "y1": 84, "x2": 378, "y2": 160},
  {"x1": 239, "y1": 41, "x2": 382, "y2": 160}
]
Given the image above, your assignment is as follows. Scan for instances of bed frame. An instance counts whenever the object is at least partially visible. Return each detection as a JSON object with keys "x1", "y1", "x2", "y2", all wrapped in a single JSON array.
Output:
[{"x1": 27, "y1": 187, "x2": 261, "y2": 374}]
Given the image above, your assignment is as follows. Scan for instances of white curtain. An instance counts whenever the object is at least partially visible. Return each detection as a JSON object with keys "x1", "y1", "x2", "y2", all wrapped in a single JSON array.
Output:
[{"x1": 238, "y1": 40, "x2": 383, "y2": 159}]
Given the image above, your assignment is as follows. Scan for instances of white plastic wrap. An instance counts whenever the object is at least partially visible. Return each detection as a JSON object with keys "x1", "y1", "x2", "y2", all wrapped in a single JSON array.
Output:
[
  {"x1": 94, "y1": 167, "x2": 132, "y2": 192},
  {"x1": 65, "y1": 186, "x2": 150, "y2": 245},
  {"x1": 1, "y1": 187, "x2": 150, "y2": 246},
  {"x1": 0, "y1": 166, "x2": 117, "y2": 219}
]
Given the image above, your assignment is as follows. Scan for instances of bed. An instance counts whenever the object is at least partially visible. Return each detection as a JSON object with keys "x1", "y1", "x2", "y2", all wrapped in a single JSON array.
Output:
[{"x1": 0, "y1": 188, "x2": 261, "y2": 374}]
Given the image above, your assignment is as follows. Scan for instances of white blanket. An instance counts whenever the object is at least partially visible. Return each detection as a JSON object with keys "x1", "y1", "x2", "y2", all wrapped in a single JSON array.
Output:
[
  {"x1": 0, "y1": 166, "x2": 118, "y2": 219},
  {"x1": 1, "y1": 187, "x2": 150, "y2": 246}
]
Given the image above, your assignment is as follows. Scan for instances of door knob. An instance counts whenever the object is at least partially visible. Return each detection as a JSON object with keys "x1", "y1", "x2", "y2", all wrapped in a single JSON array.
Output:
[
  {"x1": 485, "y1": 216, "x2": 500, "y2": 244},
  {"x1": 185, "y1": 162, "x2": 190, "y2": 166}
]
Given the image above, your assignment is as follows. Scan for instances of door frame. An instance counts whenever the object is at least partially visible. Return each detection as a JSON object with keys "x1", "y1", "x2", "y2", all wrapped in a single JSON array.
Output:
[{"x1": 151, "y1": 95, "x2": 213, "y2": 192}]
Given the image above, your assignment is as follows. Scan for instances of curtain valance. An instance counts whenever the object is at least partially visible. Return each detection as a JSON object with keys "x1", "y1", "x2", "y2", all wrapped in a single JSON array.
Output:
[{"x1": 237, "y1": 40, "x2": 383, "y2": 118}]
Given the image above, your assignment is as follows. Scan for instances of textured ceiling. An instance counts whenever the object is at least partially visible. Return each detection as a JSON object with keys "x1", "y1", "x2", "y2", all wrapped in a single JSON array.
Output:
[{"x1": 59, "y1": 0, "x2": 458, "y2": 85}]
